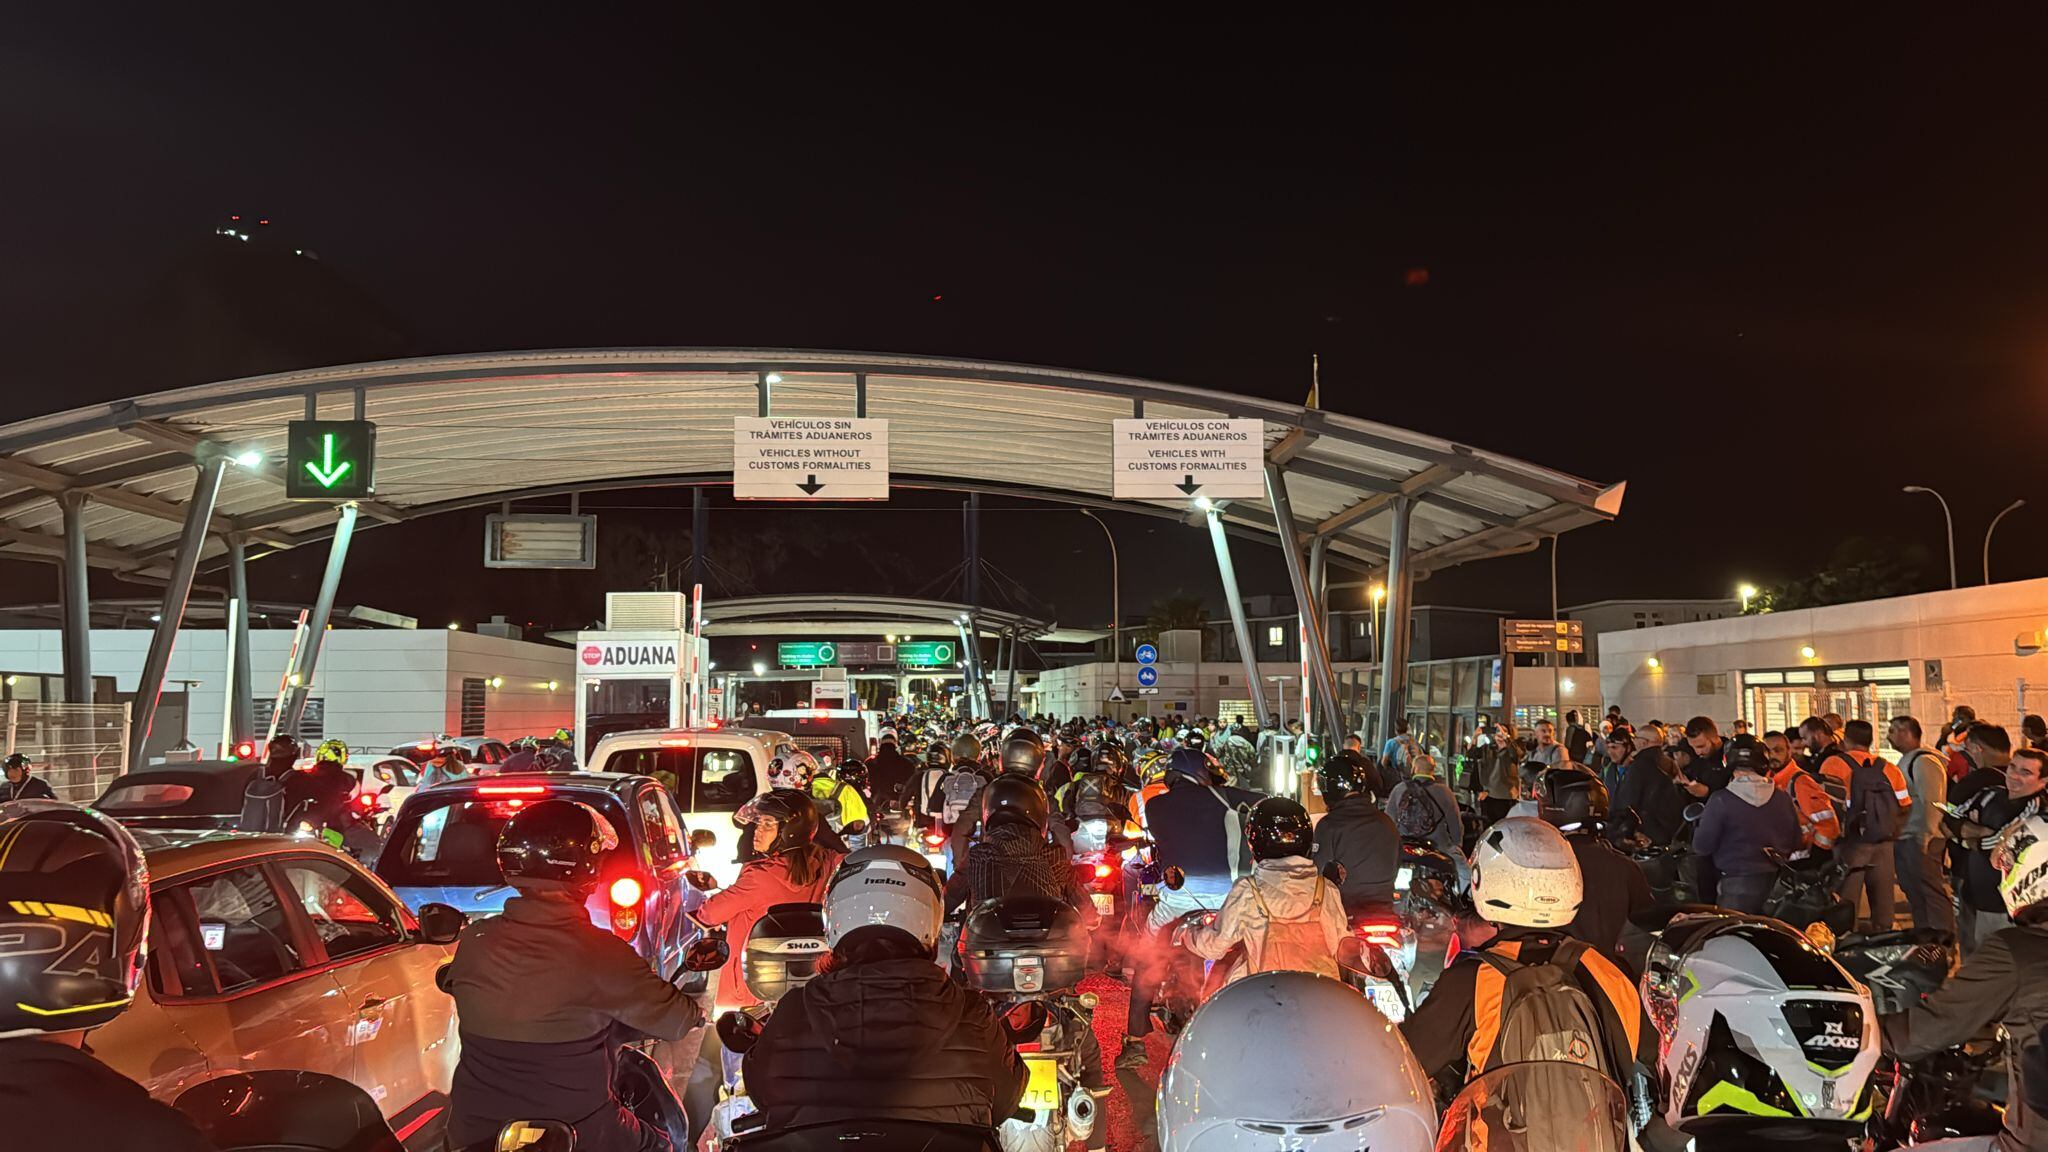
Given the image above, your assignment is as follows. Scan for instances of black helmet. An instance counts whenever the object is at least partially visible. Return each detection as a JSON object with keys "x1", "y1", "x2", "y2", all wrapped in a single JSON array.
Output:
[
  {"x1": 536, "y1": 746, "x2": 576, "y2": 772},
  {"x1": 496, "y1": 799, "x2": 618, "y2": 891},
  {"x1": 1001, "y1": 728, "x2": 1046, "y2": 777},
  {"x1": 1248, "y1": 797, "x2": 1315, "y2": 861},
  {"x1": 835, "y1": 759, "x2": 870, "y2": 792},
  {"x1": 950, "y1": 733, "x2": 983, "y2": 764},
  {"x1": 1181, "y1": 728, "x2": 1208, "y2": 753},
  {"x1": 1092, "y1": 743, "x2": 1133, "y2": 782},
  {"x1": 981, "y1": 773, "x2": 1050, "y2": 835},
  {"x1": 266, "y1": 735, "x2": 299, "y2": 763},
  {"x1": 742, "y1": 788, "x2": 819, "y2": 855},
  {"x1": 0, "y1": 801, "x2": 151, "y2": 1034},
  {"x1": 3, "y1": 752, "x2": 27, "y2": 773},
  {"x1": 924, "y1": 741, "x2": 950, "y2": 768},
  {"x1": 1317, "y1": 750, "x2": 1381, "y2": 805},
  {"x1": 1163, "y1": 746, "x2": 1213, "y2": 784},
  {"x1": 1537, "y1": 765, "x2": 1609, "y2": 833},
  {"x1": 1724, "y1": 733, "x2": 1769, "y2": 775}
]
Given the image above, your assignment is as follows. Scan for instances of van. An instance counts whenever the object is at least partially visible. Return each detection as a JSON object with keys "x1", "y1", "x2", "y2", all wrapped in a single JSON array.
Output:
[
  {"x1": 585, "y1": 726, "x2": 796, "y2": 884},
  {"x1": 749, "y1": 710, "x2": 873, "y2": 770}
]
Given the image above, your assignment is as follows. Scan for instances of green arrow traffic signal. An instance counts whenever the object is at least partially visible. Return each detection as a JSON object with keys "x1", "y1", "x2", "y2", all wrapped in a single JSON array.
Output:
[
  {"x1": 303, "y1": 433, "x2": 353, "y2": 488},
  {"x1": 285, "y1": 419, "x2": 376, "y2": 500}
]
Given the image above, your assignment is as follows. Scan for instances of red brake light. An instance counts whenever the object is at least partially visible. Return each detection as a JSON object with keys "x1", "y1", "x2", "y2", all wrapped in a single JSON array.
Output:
[
  {"x1": 1093, "y1": 863, "x2": 1114, "y2": 879},
  {"x1": 923, "y1": 831, "x2": 946, "y2": 848},
  {"x1": 659, "y1": 738, "x2": 692, "y2": 748},
  {"x1": 416, "y1": 741, "x2": 435, "y2": 751},
  {"x1": 705, "y1": 720, "x2": 720, "y2": 729},
  {"x1": 355, "y1": 793, "x2": 377, "y2": 811},
  {"x1": 477, "y1": 784, "x2": 548, "y2": 797},
  {"x1": 610, "y1": 876, "x2": 643, "y2": 907},
  {"x1": 233, "y1": 741, "x2": 256, "y2": 760}
]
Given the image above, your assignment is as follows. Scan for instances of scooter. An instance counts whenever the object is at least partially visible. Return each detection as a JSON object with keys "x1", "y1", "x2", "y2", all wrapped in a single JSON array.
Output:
[
  {"x1": 702, "y1": 904, "x2": 830, "y2": 1151},
  {"x1": 175, "y1": 1071, "x2": 408, "y2": 1151},
  {"x1": 960, "y1": 895, "x2": 1104, "y2": 1152}
]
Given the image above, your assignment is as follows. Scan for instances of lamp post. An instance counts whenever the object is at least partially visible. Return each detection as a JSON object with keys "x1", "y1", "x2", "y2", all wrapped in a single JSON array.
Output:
[
  {"x1": 1985, "y1": 499, "x2": 2026, "y2": 585},
  {"x1": 1369, "y1": 583, "x2": 1385, "y2": 655},
  {"x1": 1903, "y1": 486, "x2": 1958, "y2": 590},
  {"x1": 1079, "y1": 510, "x2": 1120, "y2": 707},
  {"x1": 1738, "y1": 583, "x2": 1758, "y2": 613}
]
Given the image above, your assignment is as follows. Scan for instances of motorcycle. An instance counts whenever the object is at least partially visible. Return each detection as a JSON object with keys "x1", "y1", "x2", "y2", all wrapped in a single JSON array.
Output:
[
  {"x1": 1069, "y1": 822, "x2": 1148, "y2": 970},
  {"x1": 1614, "y1": 804, "x2": 1700, "y2": 906},
  {"x1": 702, "y1": 904, "x2": 831, "y2": 1151},
  {"x1": 175, "y1": 1071, "x2": 408, "y2": 1151},
  {"x1": 1831, "y1": 928, "x2": 1953, "y2": 1015},
  {"x1": 1864, "y1": 1039, "x2": 2004, "y2": 1149},
  {"x1": 960, "y1": 895, "x2": 1104, "y2": 1152},
  {"x1": 1337, "y1": 906, "x2": 1412, "y2": 1022},
  {"x1": 1760, "y1": 847, "x2": 1857, "y2": 938}
]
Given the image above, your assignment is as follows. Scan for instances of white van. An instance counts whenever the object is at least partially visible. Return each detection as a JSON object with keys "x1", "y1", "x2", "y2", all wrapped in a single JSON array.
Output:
[{"x1": 585, "y1": 725, "x2": 796, "y2": 885}]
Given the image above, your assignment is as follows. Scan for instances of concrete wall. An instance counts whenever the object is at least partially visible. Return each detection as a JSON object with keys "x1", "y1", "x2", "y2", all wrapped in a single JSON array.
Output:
[
  {"x1": 1032, "y1": 657, "x2": 1371, "y2": 726},
  {"x1": 0, "y1": 629, "x2": 576, "y2": 754},
  {"x1": 1598, "y1": 578, "x2": 2048, "y2": 729}
]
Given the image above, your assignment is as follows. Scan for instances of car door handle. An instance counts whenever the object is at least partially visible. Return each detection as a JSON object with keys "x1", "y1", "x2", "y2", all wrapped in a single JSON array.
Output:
[{"x1": 359, "y1": 995, "x2": 389, "y2": 1011}]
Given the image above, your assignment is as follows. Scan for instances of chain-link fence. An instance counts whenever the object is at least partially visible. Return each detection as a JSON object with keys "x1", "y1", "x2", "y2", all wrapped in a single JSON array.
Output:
[{"x1": 7, "y1": 702, "x2": 130, "y2": 804}]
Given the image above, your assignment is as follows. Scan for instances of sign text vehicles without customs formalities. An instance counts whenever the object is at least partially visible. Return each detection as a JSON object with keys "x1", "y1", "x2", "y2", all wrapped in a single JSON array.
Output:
[
  {"x1": 733, "y1": 417, "x2": 889, "y2": 500},
  {"x1": 1110, "y1": 419, "x2": 1264, "y2": 500}
]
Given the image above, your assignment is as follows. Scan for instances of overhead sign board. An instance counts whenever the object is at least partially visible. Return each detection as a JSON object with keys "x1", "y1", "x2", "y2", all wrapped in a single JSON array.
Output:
[
  {"x1": 836, "y1": 642, "x2": 894, "y2": 665},
  {"x1": 285, "y1": 420, "x2": 377, "y2": 500},
  {"x1": 1111, "y1": 419, "x2": 1265, "y2": 500},
  {"x1": 1137, "y1": 665, "x2": 1159, "y2": 687},
  {"x1": 1134, "y1": 643, "x2": 1158, "y2": 665},
  {"x1": 1504, "y1": 636, "x2": 1586, "y2": 655},
  {"x1": 578, "y1": 640, "x2": 680, "y2": 676},
  {"x1": 778, "y1": 641, "x2": 839, "y2": 667},
  {"x1": 1501, "y1": 619, "x2": 1585, "y2": 638},
  {"x1": 734, "y1": 417, "x2": 889, "y2": 500},
  {"x1": 897, "y1": 640, "x2": 956, "y2": 667}
]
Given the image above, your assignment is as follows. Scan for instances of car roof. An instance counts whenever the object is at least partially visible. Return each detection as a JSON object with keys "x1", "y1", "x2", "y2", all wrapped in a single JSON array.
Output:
[
  {"x1": 129, "y1": 828, "x2": 349, "y2": 881},
  {"x1": 413, "y1": 770, "x2": 647, "y2": 796},
  {"x1": 99, "y1": 761, "x2": 260, "y2": 811},
  {"x1": 592, "y1": 726, "x2": 780, "y2": 748}
]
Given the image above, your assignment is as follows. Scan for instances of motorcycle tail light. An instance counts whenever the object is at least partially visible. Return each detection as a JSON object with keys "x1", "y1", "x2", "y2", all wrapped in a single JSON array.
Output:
[
  {"x1": 923, "y1": 831, "x2": 946, "y2": 849},
  {"x1": 1093, "y1": 863, "x2": 1114, "y2": 879},
  {"x1": 1354, "y1": 918, "x2": 1403, "y2": 950}
]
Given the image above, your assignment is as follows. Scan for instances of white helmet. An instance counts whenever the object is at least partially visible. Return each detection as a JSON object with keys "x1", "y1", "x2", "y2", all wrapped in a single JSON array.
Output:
[
  {"x1": 1157, "y1": 971, "x2": 1436, "y2": 1152},
  {"x1": 766, "y1": 749, "x2": 820, "y2": 790},
  {"x1": 823, "y1": 845, "x2": 943, "y2": 951},
  {"x1": 2000, "y1": 812, "x2": 2048, "y2": 917},
  {"x1": 1470, "y1": 816, "x2": 1582, "y2": 927}
]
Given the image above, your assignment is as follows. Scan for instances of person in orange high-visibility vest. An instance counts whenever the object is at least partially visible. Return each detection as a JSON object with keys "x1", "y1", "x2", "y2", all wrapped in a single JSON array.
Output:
[{"x1": 1766, "y1": 729, "x2": 1840, "y2": 850}]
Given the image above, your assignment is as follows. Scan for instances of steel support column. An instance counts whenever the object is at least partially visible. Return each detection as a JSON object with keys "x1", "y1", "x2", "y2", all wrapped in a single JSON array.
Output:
[
  {"x1": 227, "y1": 535, "x2": 256, "y2": 743},
  {"x1": 59, "y1": 492, "x2": 92, "y2": 703},
  {"x1": 1206, "y1": 509, "x2": 1274, "y2": 730},
  {"x1": 1003, "y1": 628, "x2": 1020, "y2": 721},
  {"x1": 280, "y1": 503, "x2": 359, "y2": 737},
  {"x1": 953, "y1": 619, "x2": 979, "y2": 721},
  {"x1": 1375, "y1": 496, "x2": 1417, "y2": 747},
  {"x1": 690, "y1": 488, "x2": 707, "y2": 598},
  {"x1": 1264, "y1": 464, "x2": 1346, "y2": 740},
  {"x1": 129, "y1": 458, "x2": 229, "y2": 766}
]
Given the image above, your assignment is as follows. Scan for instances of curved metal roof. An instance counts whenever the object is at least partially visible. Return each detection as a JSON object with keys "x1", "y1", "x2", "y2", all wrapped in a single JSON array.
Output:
[
  {"x1": 694, "y1": 594, "x2": 1089, "y2": 643},
  {"x1": 0, "y1": 349, "x2": 1624, "y2": 579}
]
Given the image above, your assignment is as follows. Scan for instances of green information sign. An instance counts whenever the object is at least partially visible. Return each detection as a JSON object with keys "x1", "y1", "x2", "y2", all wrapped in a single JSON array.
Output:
[
  {"x1": 284, "y1": 420, "x2": 377, "y2": 500},
  {"x1": 896, "y1": 640, "x2": 957, "y2": 667},
  {"x1": 778, "y1": 641, "x2": 839, "y2": 667}
]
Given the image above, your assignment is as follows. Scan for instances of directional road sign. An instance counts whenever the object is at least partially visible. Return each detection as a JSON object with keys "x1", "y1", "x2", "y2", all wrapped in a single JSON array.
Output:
[
  {"x1": 897, "y1": 640, "x2": 956, "y2": 667},
  {"x1": 1501, "y1": 619, "x2": 1585, "y2": 638},
  {"x1": 285, "y1": 420, "x2": 377, "y2": 500},
  {"x1": 1134, "y1": 643, "x2": 1158, "y2": 665},
  {"x1": 734, "y1": 417, "x2": 889, "y2": 500},
  {"x1": 1504, "y1": 636, "x2": 1586, "y2": 655},
  {"x1": 1111, "y1": 418, "x2": 1265, "y2": 500},
  {"x1": 778, "y1": 641, "x2": 839, "y2": 667},
  {"x1": 1137, "y1": 665, "x2": 1159, "y2": 688}
]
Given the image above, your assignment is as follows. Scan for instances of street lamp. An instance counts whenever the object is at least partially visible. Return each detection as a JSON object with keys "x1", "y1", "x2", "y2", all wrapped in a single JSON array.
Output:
[
  {"x1": 1078, "y1": 510, "x2": 1121, "y2": 706},
  {"x1": 1369, "y1": 584, "x2": 1386, "y2": 654},
  {"x1": 1738, "y1": 583, "x2": 1758, "y2": 612},
  {"x1": 1903, "y1": 486, "x2": 1958, "y2": 589},
  {"x1": 752, "y1": 661, "x2": 766, "y2": 677},
  {"x1": 1985, "y1": 499, "x2": 2026, "y2": 585}
]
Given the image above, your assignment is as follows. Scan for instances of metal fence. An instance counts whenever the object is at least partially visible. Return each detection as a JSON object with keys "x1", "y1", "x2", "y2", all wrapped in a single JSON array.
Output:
[{"x1": 6, "y1": 702, "x2": 131, "y2": 804}]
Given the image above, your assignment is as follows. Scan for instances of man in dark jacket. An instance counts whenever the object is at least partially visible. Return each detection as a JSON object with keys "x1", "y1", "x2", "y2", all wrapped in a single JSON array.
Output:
[
  {"x1": 1474, "y1": 721, "x2": 1525, "y2": 826},
  {"x1": 1691, "y1": 735, "x2": 1802, "y2": 914},
  {"x1": 1311, "y1": 752, "x2": 1399, "y2": 914},
  {"x1": 866, "y1": 730, "x2": 923, "y2": 816},
  {"x1": 1536, "y1": 766, "x2": 1652, "y2": 965},
  {"x1": 1611, "y1": 735, "x2": 1684, "y2": 848},
  {"x1": 1953, "y1": 732, "x2": 2042, "y2": 954},
  {"x1": 2, "y1": 753, "x2": 55, "y2": 802},
  {"x1": 746, "y1": 924, "x2": 1026, "y2": 1132},
  {"x1": 1563, "y1": 710, "x2": 1596, "y2": 768}
]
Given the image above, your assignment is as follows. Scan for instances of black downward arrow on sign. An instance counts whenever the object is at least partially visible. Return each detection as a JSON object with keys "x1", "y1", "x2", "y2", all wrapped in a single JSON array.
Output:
[
  {"x1": 1176, "y1": 475, "x2": 1202, "y2": 495},
  {"x1": 797, "y1": 475, "x2": 825, "y2": 495}
]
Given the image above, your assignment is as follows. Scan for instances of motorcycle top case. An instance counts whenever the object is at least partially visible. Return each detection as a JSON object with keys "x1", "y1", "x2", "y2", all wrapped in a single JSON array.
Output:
[
  {"x1": 961, "y1": 895, "x2": 1088, "y2": 994},
  {"x1": 745, "y1": 902, "x2": 829, "y2": 1004}
]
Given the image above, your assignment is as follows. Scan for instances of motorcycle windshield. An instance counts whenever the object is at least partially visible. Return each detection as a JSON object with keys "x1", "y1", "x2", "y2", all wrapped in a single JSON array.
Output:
[{"x1": 1434, "y1": 1062, "x2": 1628, "y2": 1152}]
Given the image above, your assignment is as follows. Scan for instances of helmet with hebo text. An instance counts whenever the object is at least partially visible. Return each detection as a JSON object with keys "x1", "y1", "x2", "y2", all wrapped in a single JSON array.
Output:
[
  {"x1": 1470, "y1": 816, "x2": 1583, "y2": 927},
  {"x1": 1158, "y1": 971, "x2": 1435, "y2": 1151},
  {"x1": 823, "y1": 844, "x2": 943, "y2": 951}
]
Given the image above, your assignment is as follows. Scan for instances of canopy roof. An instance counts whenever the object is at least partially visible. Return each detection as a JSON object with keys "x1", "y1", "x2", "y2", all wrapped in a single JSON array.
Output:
[
  {"x1": 0, "y1": 349, "x2": 1623, "y2": 580},
  {"x1": 694, "y1": 594, "x2": 1091, "y2": 643}
]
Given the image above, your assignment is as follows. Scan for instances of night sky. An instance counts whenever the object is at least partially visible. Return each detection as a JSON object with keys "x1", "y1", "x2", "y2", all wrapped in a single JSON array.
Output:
[{"x1": 4, "y1": 11, "x2": 2044, "y2": 638}]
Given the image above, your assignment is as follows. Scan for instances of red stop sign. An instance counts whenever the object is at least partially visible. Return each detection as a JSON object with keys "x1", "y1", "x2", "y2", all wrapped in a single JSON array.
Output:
[{"x1": 580, "y1": 645, "x2": 602, "y2": 666}]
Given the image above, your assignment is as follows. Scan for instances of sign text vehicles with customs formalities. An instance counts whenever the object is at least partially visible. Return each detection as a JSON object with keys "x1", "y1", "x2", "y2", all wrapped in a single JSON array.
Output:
[
  {"x1": 1111, "y1": 419, "x2": 1264, "y2": 500},
  {"x1": 733, "y1": 417, "x2": 889, "y2": 500}
]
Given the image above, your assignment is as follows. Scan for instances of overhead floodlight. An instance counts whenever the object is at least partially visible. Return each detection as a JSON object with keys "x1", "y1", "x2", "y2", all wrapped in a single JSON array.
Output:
[
  {"x1": 765, "y1": 372, "x2": 783, "y2": 385},
  {"x1": 1195, "y1": 496, "x2": 1214, "y2": 511},
  {"x1": 232, "y1": 449, "x2": 264, "y2": 468}
]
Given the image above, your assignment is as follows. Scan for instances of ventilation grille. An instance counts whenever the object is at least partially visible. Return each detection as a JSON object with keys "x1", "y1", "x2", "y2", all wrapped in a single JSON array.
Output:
[{"x1": 607, "y1": 592, "x2": 686, "y2": 631}]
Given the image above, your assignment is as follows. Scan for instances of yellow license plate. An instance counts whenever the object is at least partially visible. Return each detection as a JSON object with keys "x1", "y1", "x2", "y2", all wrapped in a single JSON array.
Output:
[
  {"x1": 1022, "y1": 1054, "x2": 1061, "y2": 1111},
  {"x1": 1091, "y1": 892, "x2": 1116, "y2": 914}
]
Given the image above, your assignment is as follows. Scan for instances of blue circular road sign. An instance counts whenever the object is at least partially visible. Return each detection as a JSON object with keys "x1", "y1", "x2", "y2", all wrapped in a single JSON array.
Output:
[
  {"x1": 1137, "y1": 665, "x2": 1159, "y2": 687},
  {"x1": 1135, "y1": 643, "x2": 1158, "y2": 665}
]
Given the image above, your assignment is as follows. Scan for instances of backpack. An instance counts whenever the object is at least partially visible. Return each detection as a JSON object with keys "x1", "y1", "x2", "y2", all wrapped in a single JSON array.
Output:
[
  {"x1": 941, "y1": 769, "x2": 985, "y2": 826},
  {"x1": 1845, "y1": 755, "x2": 1902, "y2": 844},
  {"x1": 1065, "y1": 771, "x2": 1127, "y2": 822},
  {"x1": 1470, "y1": 939, "x2": 1619, "y2": 1082},
  {"x1": 237, "y1": 773, "x2": 287, "y2": 834},
  {"x1": 1395, "y1": 780, "x2": 1450, "y2": 842}
]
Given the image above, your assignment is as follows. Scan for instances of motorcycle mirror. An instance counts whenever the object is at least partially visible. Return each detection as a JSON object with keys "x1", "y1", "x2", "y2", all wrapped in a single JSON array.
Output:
[
  {"x1": 684, "y1": 870, "x2": 719, "y2": 891},
  {"x1": 717, "y1": 1009, "x2": 765, "y2": 1054},
  {"x1": 841, "y1": 820, "x2": 868, "y2": 837},
  {"x1": 1681, "y1": 802, "x2": 1706, "y2": 823},
  {"x1": 434, "y1": 962, "x2": 454, "y2": 995},
  {"x1": 1002, "y1": 1000, "x2": 1050, "y2": 1043},
  {"x1": 691, "y1": 829, "x2": 717, "y2": 854},
  {"x1": 417, "y1": 902, "x2": 469, "y2": 946},
  {"x1": 1322, "y1": 861, "x2": 1348, "y2": 885},
  {"x1": 682, "y1": 931, "x2": 730, "y2": 972},
  {"x1": 496, "y1": 1119, "x2": 577, "y2": 1152},
  {"x1": 1162, "y1": 866, "x2": 1186, "y2": 891}
]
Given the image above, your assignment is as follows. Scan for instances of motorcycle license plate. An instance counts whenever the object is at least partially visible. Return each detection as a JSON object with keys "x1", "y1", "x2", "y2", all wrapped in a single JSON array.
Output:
[
  {"x1": 1395, "y1": 865, "x2": 1413, "y2": 891},
  {"x1": 1366, "y1": 981, "x2": 1407, "y2": 1023},
  {"x1": 1021, "y1": 1054, "x2": 1061, "y2": 1111},
  {"x1": 1091, "y1": 892, "x2": 1116, "y2": 914}
]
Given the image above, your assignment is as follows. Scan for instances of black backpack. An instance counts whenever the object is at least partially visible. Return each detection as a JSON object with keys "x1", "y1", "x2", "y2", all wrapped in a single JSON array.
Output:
[
  {"x1": 1845, "y1": 755, "x2": 1901, "y2": 844},
  {"x1": 1395, "y1": 780, "x2": 1450, "y2": 841}
]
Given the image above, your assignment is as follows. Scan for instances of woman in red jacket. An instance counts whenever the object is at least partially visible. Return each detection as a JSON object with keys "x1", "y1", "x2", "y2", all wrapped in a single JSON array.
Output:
[{"x1": 698, "y1": 789, "x2": 842, "y2": 1009}]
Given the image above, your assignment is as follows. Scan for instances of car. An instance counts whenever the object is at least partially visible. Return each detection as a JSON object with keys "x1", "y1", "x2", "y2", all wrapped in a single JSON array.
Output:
[
  {"x1": 749, "y1": 710, "x2": 872, "y2": 770},
  {"x1": 347, "y1": 753, "x2": 420, "y2": 832},
  {"x1": 95, "y1": 761, "x2": 262, "y2": 831},
  {"x1": 374, "y1": 771, "x2": 705, "y2": 982},
  {"x1": 387, "y1": 736, "x2": 513, "y2": 768},
  {"x1": 584, "y1": 726, "x2": 796, "y2": 885},
  {"x1": 88, "y1": 829, "x2": 467, "y2": 1150}
]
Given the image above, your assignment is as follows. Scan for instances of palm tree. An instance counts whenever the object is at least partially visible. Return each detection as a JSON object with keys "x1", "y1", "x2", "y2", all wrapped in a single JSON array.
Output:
[{"x1": 1143, "y1": 594, "x2": 1210, "y2": 637}]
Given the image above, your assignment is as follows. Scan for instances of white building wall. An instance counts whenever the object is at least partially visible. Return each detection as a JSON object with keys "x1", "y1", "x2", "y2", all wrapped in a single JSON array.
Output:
[
  {"x1": 1598, "y1": 577, "x2": 2048, "y2": 729},
  {"x1": 1032, "y1": 658, "x2": 1371, "y2": 725}
]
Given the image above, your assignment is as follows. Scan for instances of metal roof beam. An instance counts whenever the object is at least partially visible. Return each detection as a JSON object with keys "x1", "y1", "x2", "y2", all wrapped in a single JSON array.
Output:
[
  {"x1": 1265, "y1": 428, "x2": 1318, "y2": 466},
  {"x1": 0, "y1": 523, "x2": 157, "y2": 571},
  {"x1": 0, "y1": 456, "x2": 300, "y2": 550},
  {"x1": 119, "y1": 420, "x2": 407, "y2": 524},
  {"x1": 1307, "y1": 461, "x2": 1509, "y2": 537}
]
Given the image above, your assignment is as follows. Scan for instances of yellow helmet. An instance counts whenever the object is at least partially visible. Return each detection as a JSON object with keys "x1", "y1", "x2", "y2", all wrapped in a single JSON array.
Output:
[{"x1": 314, "y1": 739, "x2": 349, "y2": 765}]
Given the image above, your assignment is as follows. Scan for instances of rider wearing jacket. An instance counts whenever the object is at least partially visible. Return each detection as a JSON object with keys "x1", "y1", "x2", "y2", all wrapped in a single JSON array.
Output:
[
  {"x1": 701, "y1": 790, "x2": 843, "y2": 1009},
  {"x1": 1537, "y1": 765, "x2": 1652, "y2": 964},
  {"x1": 1309, "y1": 751, "x2": 1399, "y2": 914},
  {"x1": 943, "y1": 774, "x2": 1094, "y2": 919},
  {"x1": 1182, "y1": 797, "x2": 1348, "y2": 984},
  {"x1": 2, "y1": 754, "x2": 55, "y2": 802},
  {"x1": 444, "y1": 799, "x2": 705, "y2": 1152},
  {"x1": 1884, "y1": 809, "x2": 2048, "y2": 1152},
  {"x1": 0, "y1": 801, "x2": 216, "y2": 1152},
  {"x1": 866, "y1": 730, "x2": 922, "y2": 816}
]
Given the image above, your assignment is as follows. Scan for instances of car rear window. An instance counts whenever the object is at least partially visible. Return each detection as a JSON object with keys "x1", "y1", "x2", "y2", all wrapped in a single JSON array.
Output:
[
  {"x1": 599, "y1": 745, "x2": 756, "y2": 813},
  {"x1": 99, "y1": 782, "x2": 197, "y2": 810},
  {"x1": 377, "y1": 791, "x2": 634, "y2": 888}
]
